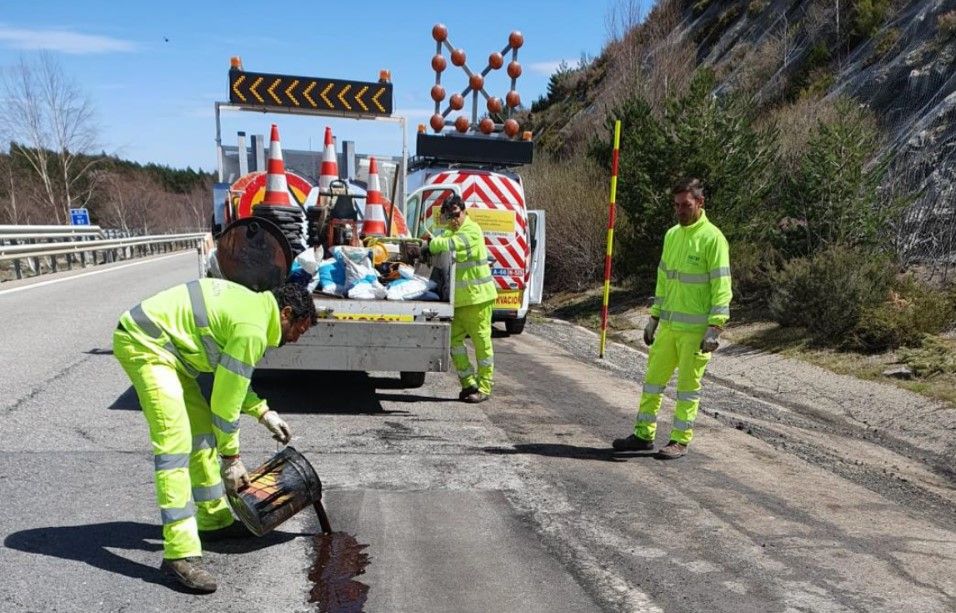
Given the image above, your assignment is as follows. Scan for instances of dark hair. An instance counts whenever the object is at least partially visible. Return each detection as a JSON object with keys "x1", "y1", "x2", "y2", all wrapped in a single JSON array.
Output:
[
  {"x1": 672, "y1": 177, "x2": 704, "y2": 199},
  {"x1": 271, "y1": 283, "x2": 317, "y2": 324},
  {"x1": 440, "y1": 194, "x2": 465, "y2": 215}
]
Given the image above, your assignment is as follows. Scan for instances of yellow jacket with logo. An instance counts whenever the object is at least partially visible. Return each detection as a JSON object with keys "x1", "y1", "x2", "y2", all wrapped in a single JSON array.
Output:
[
  {"x1": 429, "y1": 215, "x2": 498, "y2": 307},
  {"x1": 650, "y1": 210, "x2": 732, "y2": 331},
  {"x1": 118, "y1": 278, "x2": 281, "y2": 456}
]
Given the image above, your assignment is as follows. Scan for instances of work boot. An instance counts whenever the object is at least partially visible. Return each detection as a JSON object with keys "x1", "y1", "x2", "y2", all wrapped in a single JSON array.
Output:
[
  {"x1": 656, "y1": 441, "x2": 688, "y2": 460},
  {"x1": 458, "y1": 386, "x2": 479, "y2": 401},
  {"x1": 612, "y1": 434, "x2": 655, "y2": 452},
  {"x1": 199, "y1": 521, "x2": 254, "y2": 542},
  {"x1": 464, "y1": 391, "x2": 490, "y2": 404},
  {"x1": 160, "y1": 557, "x2": 217, "y2": 593}
]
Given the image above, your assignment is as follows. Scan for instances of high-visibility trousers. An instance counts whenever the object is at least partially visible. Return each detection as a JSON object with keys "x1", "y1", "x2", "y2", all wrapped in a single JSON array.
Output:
[
  {"x1": 450, "y1": 299, "x2": 495, "y2": 395},
  {"x1": 634, "y1": 324, "x2": 711, "y2": 445},
  {"x1": 113, "y1": 328, "x2": 234, "y2": 560}
]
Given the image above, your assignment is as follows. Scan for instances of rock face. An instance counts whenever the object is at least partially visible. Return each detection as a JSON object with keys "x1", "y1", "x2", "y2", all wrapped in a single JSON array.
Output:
[{"x1": 689, "y1": 0, "x2": 956, "y2": 263}]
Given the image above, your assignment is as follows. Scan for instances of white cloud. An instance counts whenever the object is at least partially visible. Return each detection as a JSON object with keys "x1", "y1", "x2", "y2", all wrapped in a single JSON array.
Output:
[
  {"x1": 528, "y1": 60, "x2": 574, "y2": 76},
  {"x1": 0, "y1": 25, "x2": 137, "y2": 54}
]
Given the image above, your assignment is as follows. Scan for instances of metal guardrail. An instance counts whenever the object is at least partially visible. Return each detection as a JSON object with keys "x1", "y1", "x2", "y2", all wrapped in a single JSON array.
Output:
[{"x1": 0, "y1": 225, "x2": 208, "y2": 282}]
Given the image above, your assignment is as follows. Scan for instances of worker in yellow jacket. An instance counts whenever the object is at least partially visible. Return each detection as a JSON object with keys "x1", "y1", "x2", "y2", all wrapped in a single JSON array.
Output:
[
  {"x1": 113, "y1": 280, "x2": 316, "y2": 592},
  {"x1": 613, "y1": 178, "x2": 732, "y2": 459},
  {"x1": 424, "y1": 195, "x2": 498, "y2": 403}
]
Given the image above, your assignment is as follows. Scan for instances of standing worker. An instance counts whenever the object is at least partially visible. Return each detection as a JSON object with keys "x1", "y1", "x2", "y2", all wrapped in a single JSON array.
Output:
[
  {"x1": 113, "y1": 279, "x2": 316, "y2": 592},
  {"x1": 424, "y1": 194, "x2": 497, "y2": 403},
  {"x1": 613, "y1": 178, "x2": 732, "y2": 459}
]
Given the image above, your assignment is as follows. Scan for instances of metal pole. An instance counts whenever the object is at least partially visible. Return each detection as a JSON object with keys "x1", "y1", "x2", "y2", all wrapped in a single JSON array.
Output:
[{"x1": 599, "y1": 120, "x2": 622, "y2": 359}]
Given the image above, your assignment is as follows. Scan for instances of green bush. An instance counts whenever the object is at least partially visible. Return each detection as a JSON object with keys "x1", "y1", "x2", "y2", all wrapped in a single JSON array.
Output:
[
  {"x1": 731, "y1": 241, "x2": 778, "y2": 311},
  {"x1": 898, "y1": 337, "x2": 956, "y2": 377},
  {"x1": 769, "y1": 246, "x2": 894, "y2": 341},
  {"x1": 852, "y1": 0, "x2": 891, "y2": 41}
]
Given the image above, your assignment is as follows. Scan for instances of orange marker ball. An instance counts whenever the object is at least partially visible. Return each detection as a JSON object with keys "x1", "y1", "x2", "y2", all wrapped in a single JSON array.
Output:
[
  {"x1": 479, "y1": 118, "x2": 494, "y2": 134},
  {"x1": 430, "y1": 114, "x2": 445, "y2": 133},
  {"x1": 431, "y1": 54, "x2": 446, "y2": 72},
  {"x1": 432, "y1": 24, "x2": 448, "y2": 42},
  {"x1": 430, "y1": 85, "x2": 446, "y2": 102},
  {"x1": 455, "y1": 116, "x2": 470, "y2": 132},
  {"x1": 507, "y1": 61, "x2": 522, "y2": 79},
  {"x1": 487, "y1": 97, "x2": 503, "y2": 114},
  {"x1": 488, "y1": 52, "x2": 504, "y2": 69},
  {"x1": 449, "y1": 93, "x2": 465, "y2": 110},
  {"x1": 451, "y1": 49, "x2": 466, "y2": 66},
  {"x1": 506, "y1": 90, "x2": 520, "y2": 108},
  {"x1": 509, "y1": 31, "x2": 524, "y2": 49},
  {"x1": 469, "y1": 73, "x2": 484, "y2": 91},
  {"x1": 503, "y1": 118, "x2": 520, "y2": 137}
]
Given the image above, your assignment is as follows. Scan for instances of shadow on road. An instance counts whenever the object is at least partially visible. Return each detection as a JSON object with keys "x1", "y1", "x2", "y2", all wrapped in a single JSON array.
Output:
[
  {"x1": 4, "y1": 521, "x2": 303, "y2": 592},
  {"x1": 482, "y1": 443, "x2": 656, "y2": 462}
]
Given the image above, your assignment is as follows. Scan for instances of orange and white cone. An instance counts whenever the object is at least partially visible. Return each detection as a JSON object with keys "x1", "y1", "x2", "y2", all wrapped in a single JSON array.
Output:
[
  {"x1": 318, "y1": 126, "x2": 338, "y2": 193},
  {"x1": 262, "y1": 123, "x2": 291, "y2": 206},
  {"x1": 362, "y1": 156, "x2": 387, "y2": 236}
]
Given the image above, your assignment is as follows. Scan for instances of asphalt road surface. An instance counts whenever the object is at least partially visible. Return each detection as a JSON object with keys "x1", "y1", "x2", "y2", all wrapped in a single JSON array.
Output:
[{"x1": 0, "y1": 252, "x2": 953, "y2": 612}]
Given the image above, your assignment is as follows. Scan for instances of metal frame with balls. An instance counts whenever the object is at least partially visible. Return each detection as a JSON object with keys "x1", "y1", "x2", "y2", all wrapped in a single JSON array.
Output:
[{"x1": 429, "y1": 23, "x2": 525, "y2": 138}]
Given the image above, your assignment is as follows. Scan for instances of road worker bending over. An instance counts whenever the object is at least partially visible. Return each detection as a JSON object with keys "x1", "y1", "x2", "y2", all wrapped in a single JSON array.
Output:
[
  {"x1": 613, "y1": 178, "x2": 732, "y2": 459},
  {"x1": 113, "y1": 280, "x2": 316, "y2": 592},
  {"x1": 423, "y1": 194, "x2": 498, "y2": 403}
]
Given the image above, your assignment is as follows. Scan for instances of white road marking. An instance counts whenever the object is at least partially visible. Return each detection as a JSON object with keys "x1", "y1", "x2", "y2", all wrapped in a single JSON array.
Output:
[{"x1": 0, "y1": 252, "x2": 193, "y2": 296}]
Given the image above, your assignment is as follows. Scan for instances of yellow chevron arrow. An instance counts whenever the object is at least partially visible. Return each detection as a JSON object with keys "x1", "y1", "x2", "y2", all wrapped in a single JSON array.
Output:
[
  {"x1": 371, "y1": 87, "x2": 386, "y2": 113},
  {"x1": 231, "y1": 75, "x2": 247, "y2": 102},
  {"x1": 250, "y1": 76, "x2": 264, "y2": 103},
  {"x1": 303, "y1": 81, "x2": 317, "y2": 107},
  {"x1": 267, "y1": 78, "x2": 282, "y2": 104},
  {"x1": 337, "y1": 84, "x2": 352, "y2": 111},
  {"x1": 354, "y1": 85, "x2": 368, "y2": 112},
  {"x1": 285, "y1": 79, "x2": 300, "y2": 106},
  {"x1": 320, "y1": 83, "x2": 334, "y2": 108}
]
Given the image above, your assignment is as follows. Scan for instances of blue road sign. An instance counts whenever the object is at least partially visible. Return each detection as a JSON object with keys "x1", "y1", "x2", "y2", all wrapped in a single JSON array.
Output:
[{"x1": 70, "y1": 208, "x2": 90, "y2": 226}]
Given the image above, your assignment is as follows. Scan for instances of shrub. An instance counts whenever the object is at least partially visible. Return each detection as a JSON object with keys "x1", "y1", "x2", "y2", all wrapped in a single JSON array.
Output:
[
  {"x1": 731, "y1": 241, "x2": 778, "y2": 311},
  {"x1": 898, "y1": 337, "x2": 956, "y2": 377},
  {"x1": 768, "y1": 246, "x2": 894, "y2": 341},
  {"x1": 938, "y1": 10, "x2": 956, "y2": 40},
  {"x1": 851, "y1": 0, "x2": 892, "y2": 42},
  {"x1": 747, "y1": 0, "x2": 767, "y2": 17},
  {"x1": 873, "y1": 27, "x2": 901, "y2": 58}
]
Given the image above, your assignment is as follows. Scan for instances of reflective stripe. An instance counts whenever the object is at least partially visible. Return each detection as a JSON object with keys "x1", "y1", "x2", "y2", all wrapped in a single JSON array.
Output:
[
  {"x1": 164, "y1": 343, "x2": 199, "y2": 377},
  {"x1": 676, "y1": 391, "x2": 700, "y2": 402},
  {"x1": 192, "y1": 433, "x2": 216, "y2": 451},
  {"x1": 478, "y1": 357, "x2": 494, "y2": 368},
  {"x1": 456, "y1": 276, "x2": 494, "y2": 289},
  {"x1": 219, "y1": 353, "x2": 254, "y2": 379},
  {"x1": 161, "y1": 501, "x2": 196, "y2": 524},
  {"x1": 192, "y1": 482, "x2": 225, "y2": 502},
  {"x1": 709, "y1": 266, "x2": 731, "y2": 279},
  {"x1": 660, "y1": 310, "x2": 709, "y2": 325},
  {"x1": 643, "y1": 383, "x2": 666, "y2": 394},
  {"x1": 212, "y1": 414, "x2": 240, "y2": 434},
  {"x1": 200, "y1": 335, "x2": 221, "y2": 366},
  {"x1": 456, "y1": 233, "x2": 472, "y2": 258},
  {"x1": 457, "y1": 367, "x2": 476, "y2": 378},
  {"x1": 130, "y1": 304, "x2": 162, "y2": 338},
  {"x1": 660, "y1": 267, "x2": 711, "y2": 284},
  {"x1": 673, "y1": 418, "x2": 695, "y2": 431},
  {"x1": 456, "y1": 260, "x2": 485, "y2": 270},
  {"x1": 636, "y1": 412, "x2": 657, "y2": 423},
  {"x1": 653, "y1": 296, "x2": 664, "y2": 305},
  {"x1": 710, "y1": 306, "x2": 730, "y2": 315},
  {"x1": 450, "y1": 346, "x2": 468, "y2": 356},
  {"x1": 154, "y1": 453, "x2": 190, "y2": 471},
  {"x1": 187, "y1": 281, "x2": 209, "y2": 327}
]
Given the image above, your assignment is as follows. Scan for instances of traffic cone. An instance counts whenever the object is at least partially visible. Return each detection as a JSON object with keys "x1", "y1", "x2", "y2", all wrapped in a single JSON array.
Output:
[
  {"x1": 262, "y1": 123, "x2": 291, "y2": 206},
  {"x1": 318, "y1": 126, "x2": 338, "y2": 192},
  {"x1": 362, "y1": 156, "x2": 387, "y2": 236}
]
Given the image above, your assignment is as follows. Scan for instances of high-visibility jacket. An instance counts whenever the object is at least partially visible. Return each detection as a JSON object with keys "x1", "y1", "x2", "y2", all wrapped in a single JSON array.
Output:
[
  {"x1": 650, "y1": 210, "x2": 732, "y2": 331},
  {"x1": 118, "y1": 278, "x2": 281, "y2": 456},
  {"x1": 429, "y1": 215, "x2": 497, "y2": 307}
]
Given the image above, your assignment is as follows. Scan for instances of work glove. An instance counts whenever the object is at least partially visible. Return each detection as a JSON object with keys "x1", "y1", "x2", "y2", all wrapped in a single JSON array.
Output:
[
  {"x1": 260, "y1": 410, "x2": 291, "y2": 444},
  {"x1": 643, "y1": 317, "x2": 659, "y2": 346},
  {"x1": 700, "y1": 326, "x2": 721, "y2": 353},
  {"x1": 221, "y1": 456, "x2": 250, "y2": 495}
]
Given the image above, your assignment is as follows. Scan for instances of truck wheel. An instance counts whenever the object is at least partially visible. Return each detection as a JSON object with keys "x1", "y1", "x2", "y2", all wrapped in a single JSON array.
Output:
[
  {"x1": 400, "y1": 371, "x2": 426, "y2": 388},
  {"x1": 505, "y1": 317, "x2": 526, "y2": 335}
]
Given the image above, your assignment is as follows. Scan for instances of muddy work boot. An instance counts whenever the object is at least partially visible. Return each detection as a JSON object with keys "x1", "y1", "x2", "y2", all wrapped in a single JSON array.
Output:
[
  {"x1": 464, "y1": 391, "x2": 490, "y2": 404},
  {"x1": 199, "y1": 521, "x2": 254, "y2": 542},
  {"x1": 612, "y1": 434, "x2": 655, "y2": 452},
  {"x1": 656, "y1": 441, "x2": 688, "y2": 460},
  {"x1": 160, "y1": 557, "x2": 217, "y2": 593},
  {"x1": 458, "y1": 386, "x2": 479, "y2": 401}
]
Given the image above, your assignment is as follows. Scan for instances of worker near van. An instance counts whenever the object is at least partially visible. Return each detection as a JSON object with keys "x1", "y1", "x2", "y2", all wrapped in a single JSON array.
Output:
[
  {"x1": 613, "y1": 178, "x2": 731, "y2": 459},
  {"x1": 113, "y1": 280, "x2": 316, "y2": 592},
  {"x1": 423, "y1": 194, "x2": 497, "y2": 403}
]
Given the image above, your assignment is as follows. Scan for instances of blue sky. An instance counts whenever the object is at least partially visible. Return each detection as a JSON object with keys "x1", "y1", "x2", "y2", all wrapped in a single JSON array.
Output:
[{"x1": 0, "y1": 1, "x2": 652, "y2": 172}]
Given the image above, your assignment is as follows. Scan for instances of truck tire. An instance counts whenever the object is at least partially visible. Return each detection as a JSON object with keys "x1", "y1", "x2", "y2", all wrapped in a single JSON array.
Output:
[
  {"x1": 400, "y1": 371, "x2": 426, "y2": 388},
  {"x1": 505, "y1": 317, "x2": 526, "y2": 335}
]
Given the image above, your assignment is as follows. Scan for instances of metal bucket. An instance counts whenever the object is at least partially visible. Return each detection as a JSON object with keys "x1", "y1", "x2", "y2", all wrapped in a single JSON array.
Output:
[{"x1": 228, "y1": 446, "x2": 322, "y2": 536}]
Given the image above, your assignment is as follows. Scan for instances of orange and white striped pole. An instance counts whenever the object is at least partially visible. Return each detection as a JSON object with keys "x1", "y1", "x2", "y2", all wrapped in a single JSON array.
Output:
[{"x1": 599, "y1": 120, "x2": 621, "y2": 358}]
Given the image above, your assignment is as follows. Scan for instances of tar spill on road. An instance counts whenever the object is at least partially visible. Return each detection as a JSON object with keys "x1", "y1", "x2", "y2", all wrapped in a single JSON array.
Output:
[{"x1": 309, "y1": 531, "x2": 371, "y2": 612}]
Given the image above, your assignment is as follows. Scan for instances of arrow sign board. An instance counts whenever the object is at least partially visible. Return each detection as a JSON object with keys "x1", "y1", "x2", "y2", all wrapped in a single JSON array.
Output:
[{"x1": 229, "y1": 70, "x2": 393, "y2": 116}]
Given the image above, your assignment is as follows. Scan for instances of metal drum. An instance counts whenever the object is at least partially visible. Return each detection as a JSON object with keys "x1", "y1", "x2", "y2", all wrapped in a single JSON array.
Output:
[{"x1": 228, "y1": 446, "x2": 323, "y2": 536}]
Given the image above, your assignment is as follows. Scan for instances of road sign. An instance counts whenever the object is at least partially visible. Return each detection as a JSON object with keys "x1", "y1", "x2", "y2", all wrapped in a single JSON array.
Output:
[
  {"x1": 70, "y1": 208, "x2": 90, "y2": 226},
  {"x1": 229, "y1": 69, "x2": 393, "y2": 116}
]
